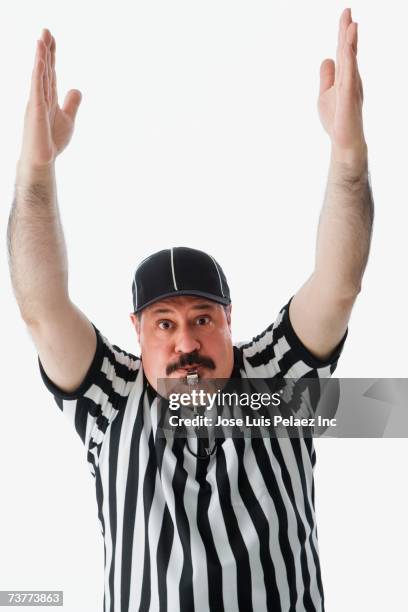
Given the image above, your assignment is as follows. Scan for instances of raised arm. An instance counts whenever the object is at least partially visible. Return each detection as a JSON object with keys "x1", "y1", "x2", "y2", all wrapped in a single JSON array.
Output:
[
  {"x1": 289, "y1": 8, "x2": 374, "y2": 360},
  {"x1": 7, "y1": 29, "x2": 96, "y2": 392}
]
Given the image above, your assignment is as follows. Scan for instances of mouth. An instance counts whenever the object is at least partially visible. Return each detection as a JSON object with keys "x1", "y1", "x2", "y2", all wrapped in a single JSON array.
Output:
[
  {"x1": 174, "y1": 365, "x2": 200, "y2": 373},
  {"x1": 174, "y1": 366, "x2": 202, "y2": 382}
]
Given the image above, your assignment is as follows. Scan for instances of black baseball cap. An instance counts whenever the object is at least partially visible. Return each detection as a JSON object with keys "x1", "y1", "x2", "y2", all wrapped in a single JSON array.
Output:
[{"x1": 132, "y1": 247, "x2": 231, "y2": 313}]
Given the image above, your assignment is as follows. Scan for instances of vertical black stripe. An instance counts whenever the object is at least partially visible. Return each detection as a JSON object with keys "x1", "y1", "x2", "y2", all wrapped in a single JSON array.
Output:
[
  {"x1": 154, "y1": 392, "x2": 171, "y2": 475},
  {"x1": 102, "y1": 537, "x2": 107, "y2": 612},
  {"x1": 156, "y1": 505, "x2": 174, "y2": 612},
  {"x1": 55, "y1": 396, "x2": 63, "y2": 411},
  {"x1": 216, "y1": 444, "x2": 253, "y2": 612},
  {"x1": 107, "y1": 403, "x2": 127, "y2": 612},
  {"x1": 152, "y1": 397, "x2": 174, "y2": 611},
  {"x1": 172, "y1": 437, "x2": 195, "y2": 612},
  {"x1": 234, "y1": 438, "x2": 282, "y2": 612},
  {"x1": 270, "y1": 437, "x2": 316, "y2": 611},
  {"x1": 195, "y1": 456, "x2": 225, "y2": 612},
  {"x1": 304, "y1": 437, "x2": 314, "y2": 463},
  {"x1": 95, "y1": 465, "x2": 106, "y2": 542},
  {"x1": 138, "y1": 430, "x2": 158, "y2": 611},
  {"x1": 75, "y1": 397, "x2": 91, "y2": 444},
  {"x1": 252, "y1": 438, "x2": 298, "y2": 611},
  {"x1": 120, "y1": 392, "x2": 145, "y2": 611},
  {"x1": 290, "y1": 438, "x2": 325, "y2": 608}
]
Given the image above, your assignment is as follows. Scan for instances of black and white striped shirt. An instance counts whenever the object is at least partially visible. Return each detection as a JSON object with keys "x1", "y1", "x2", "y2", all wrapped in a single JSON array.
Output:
[{"x1": 39, "y1": 299, "x2": 347, "y2": 612}]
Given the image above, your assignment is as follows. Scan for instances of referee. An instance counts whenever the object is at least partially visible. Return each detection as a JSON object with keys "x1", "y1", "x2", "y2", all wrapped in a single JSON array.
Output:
[{"x1": 7, "y1": 8, "x2": 373, "y2": 612}]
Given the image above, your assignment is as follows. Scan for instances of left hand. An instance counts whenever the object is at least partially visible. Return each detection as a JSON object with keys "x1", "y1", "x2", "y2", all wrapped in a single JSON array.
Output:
[{"x1": 318, "y1": 8, "x2": 367, "y2": 166}]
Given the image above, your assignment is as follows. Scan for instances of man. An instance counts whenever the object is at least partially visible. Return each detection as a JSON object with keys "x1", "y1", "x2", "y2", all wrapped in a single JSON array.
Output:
[{"x1": 7, "y1": 7, "x2": 373, "y2": 612}]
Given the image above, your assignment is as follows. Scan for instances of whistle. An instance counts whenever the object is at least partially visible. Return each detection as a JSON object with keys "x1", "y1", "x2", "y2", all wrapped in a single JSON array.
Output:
[
  {"x1": 186, "y1": 370, "x2": 199, "y2": 386},
  {"x1": 185, "y1": 370, "x2": 199, "y2": 416}
]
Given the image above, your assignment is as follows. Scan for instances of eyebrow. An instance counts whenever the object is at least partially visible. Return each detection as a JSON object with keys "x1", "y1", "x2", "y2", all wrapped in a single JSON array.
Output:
[{"x1": 150, "y1": 303, "x2": 216, "y2": 315}]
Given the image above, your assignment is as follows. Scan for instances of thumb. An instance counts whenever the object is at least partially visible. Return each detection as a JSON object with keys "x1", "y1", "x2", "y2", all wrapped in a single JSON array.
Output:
[
  {"x1": 319, "y1": 59, "x2": 335, "y2": 96},
  {"x1": 62, "y1": 89, "x2": 82, "y2": 121}
]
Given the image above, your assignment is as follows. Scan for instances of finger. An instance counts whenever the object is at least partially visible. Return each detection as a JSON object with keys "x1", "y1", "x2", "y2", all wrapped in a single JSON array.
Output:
[
  {"x1": 50, "y1": 35, "x2": 56, "y2": 73},
  {"x1": 46, "y1": 36, "x2": 52, "y2": 106},
  {"x1": 342, "y1": 23, "x2": 359, "y2": 92},
  {"x1": 40, "y1": 27, "x2": 52, "y2": 46},
  {"x1": 29, "y1": 40, "x2": 46, "y2": 106},
  {"x1": 46, "y1": 46, "x2": 51, "y2": 105},
  {"x1": 354, "y1": 26, "x2": 364, "y2": 101},
  {"x1": 319, "y1": 59, "x2": 335, "y2": 95},
  {"x1": 41, "y1": 29, "x2": 51, "y2": 105},
  {"x1": 336, "y1": 8, "x2": 352, "y2": 83},
  {"x1": 50, "y1": 36, "x2": 57, "y2": 105},
  {"x1": 41, "y1": 27, "x2": 52, "y2": 84},
  {"x1": 346, "y1": 20, "x2": 358, "y2": 54},
  {"x1": 62, "y1": 89, "x2": 82, "y2": 122}
]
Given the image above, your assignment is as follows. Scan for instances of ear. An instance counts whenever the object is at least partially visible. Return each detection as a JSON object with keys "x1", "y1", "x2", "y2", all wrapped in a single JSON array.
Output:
[{"x1": 130, "y1": 312, "x2": 141, "y2": 341}]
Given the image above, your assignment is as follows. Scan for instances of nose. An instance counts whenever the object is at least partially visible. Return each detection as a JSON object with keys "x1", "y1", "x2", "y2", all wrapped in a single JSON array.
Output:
[{"x1": 174, "y1": 324, "x2": 201, "y2": 355}]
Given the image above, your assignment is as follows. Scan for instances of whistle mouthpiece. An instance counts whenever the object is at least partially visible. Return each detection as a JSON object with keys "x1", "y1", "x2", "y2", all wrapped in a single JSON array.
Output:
[{"x1": 186, "y1": 370, "x2": 199, "y2": 386}]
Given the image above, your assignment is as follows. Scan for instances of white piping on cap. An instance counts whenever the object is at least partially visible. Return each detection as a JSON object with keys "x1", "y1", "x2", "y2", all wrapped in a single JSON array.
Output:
[
  {"x1": 209, "y1": 254, "x2": 225, "y2": 297},
  {"x1": 170, "y1": 247, "x2": 178, "y2": 290}
]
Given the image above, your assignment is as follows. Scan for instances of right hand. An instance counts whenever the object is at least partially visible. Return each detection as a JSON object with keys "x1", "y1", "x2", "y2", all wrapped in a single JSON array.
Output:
[
  {"x1": 317, "y1": 9, "x2": 367, "y2": 168},
  {"x1": 19, "y1": 28, "x2": 82, "y2": 169}
]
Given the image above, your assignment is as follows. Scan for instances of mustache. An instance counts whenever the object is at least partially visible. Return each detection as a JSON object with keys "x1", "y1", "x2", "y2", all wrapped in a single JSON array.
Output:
[{"x1": 166, "y1": 351, "x2": 216, "y2": 376}]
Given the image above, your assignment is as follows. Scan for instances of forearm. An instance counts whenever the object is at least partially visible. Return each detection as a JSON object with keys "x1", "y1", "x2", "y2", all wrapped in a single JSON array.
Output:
[
  {"x1": 7, "y1": 161, "x2": 69, "y2": 323},
  {"x1": 313, "y1": 150, "x2": 374, "y2": 298}
]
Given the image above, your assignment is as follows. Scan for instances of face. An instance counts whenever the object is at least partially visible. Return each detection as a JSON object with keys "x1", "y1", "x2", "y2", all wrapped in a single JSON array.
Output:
[{"x1": 130, "y1": 296, "x2": 234, "y2": 391}]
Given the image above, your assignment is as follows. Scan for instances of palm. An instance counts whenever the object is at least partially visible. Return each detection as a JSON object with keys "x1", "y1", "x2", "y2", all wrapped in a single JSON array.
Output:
[
  {"x1": 51, "y1": 106, "x2": 75, "y2": 156},
  {"x1": 318, "y1": 86, "x2": 336, "y2": 140}
]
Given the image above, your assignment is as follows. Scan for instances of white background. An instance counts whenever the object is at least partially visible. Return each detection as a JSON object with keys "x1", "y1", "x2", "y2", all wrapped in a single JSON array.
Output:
[{"x1": 1, "y1": 1, "x2": 407, "y2": 610}]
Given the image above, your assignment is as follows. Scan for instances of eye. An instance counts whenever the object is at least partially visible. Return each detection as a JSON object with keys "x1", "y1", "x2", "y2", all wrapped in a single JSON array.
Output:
[
  {"x1": 158, "y1": 320, "x2": 173, "y2": 330},
  {"x1": 196, "y1": 315, "x2": 211, "y2": 326}
]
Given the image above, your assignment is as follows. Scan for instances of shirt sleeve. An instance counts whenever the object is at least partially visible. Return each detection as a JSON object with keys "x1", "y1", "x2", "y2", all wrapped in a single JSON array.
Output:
[
  {"x1": 38, "y1": 324, "x2": 141, "y2": 476},
  {"x1": 239, "y1": 296, "x2": 348, "y2": 379}
]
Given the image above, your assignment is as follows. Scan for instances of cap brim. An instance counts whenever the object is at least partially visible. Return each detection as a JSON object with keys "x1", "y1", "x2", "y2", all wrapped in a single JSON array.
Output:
[{"x1": 135, "y1": 290, "x2": 231, "y2": 313}]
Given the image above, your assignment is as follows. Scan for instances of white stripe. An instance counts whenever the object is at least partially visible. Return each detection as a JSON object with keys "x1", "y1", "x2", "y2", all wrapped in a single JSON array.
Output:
[
  {"x1": 161, "y1": 444, "x2": 183, "y2": 609},
  {"x1": 273, "y1": 437, "x2": 320, "y2": 610},
  {"x1": 100, "y1": 427, "x2": 113, "y2": 612},
  {"x1": 209, "y1": 254, "x2": 225, "y2": 297},
  {"x1": 297, "y1": 438, "x2": 324, "y2": 611},
  {"x1": 284, "y1": 359, "x2": 312, "y2": 379},
  {"x1": 263, "y1": 438, "x2": 305, "y2": 609},
  {"x1": 170, "y1": 248, "x2": 178, "y2": 290},
  {"x1": 113, "y1": 369, "x2": 145, "y2": 611},
  {"x1": 128, "y1": 390, "x2": 155, "y2": 608},
  {"x1": 61, "y1": 399, "x2": 77, "y2": 430},
  {"x1": 147, "y1": 471, "x2": 167, "y2": 611},
  {"x1": 223, "y1": 442, "x2": 268, "y2": 612},
  {"x1": 205, "y1": 443, "x2": 240, "y2": 612},
  {"x1": 242, "y1": 439, "x2": 288, "y2": 609},
  {"x1": 181, "y1": 445, "x2": 210, "y2": 611},
  {"x1": 101, "y1": 335, "x2": 141, "y2": 370},
  {"x1": 145, "y1": 400, "x2": 165, "y2": 609}
]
